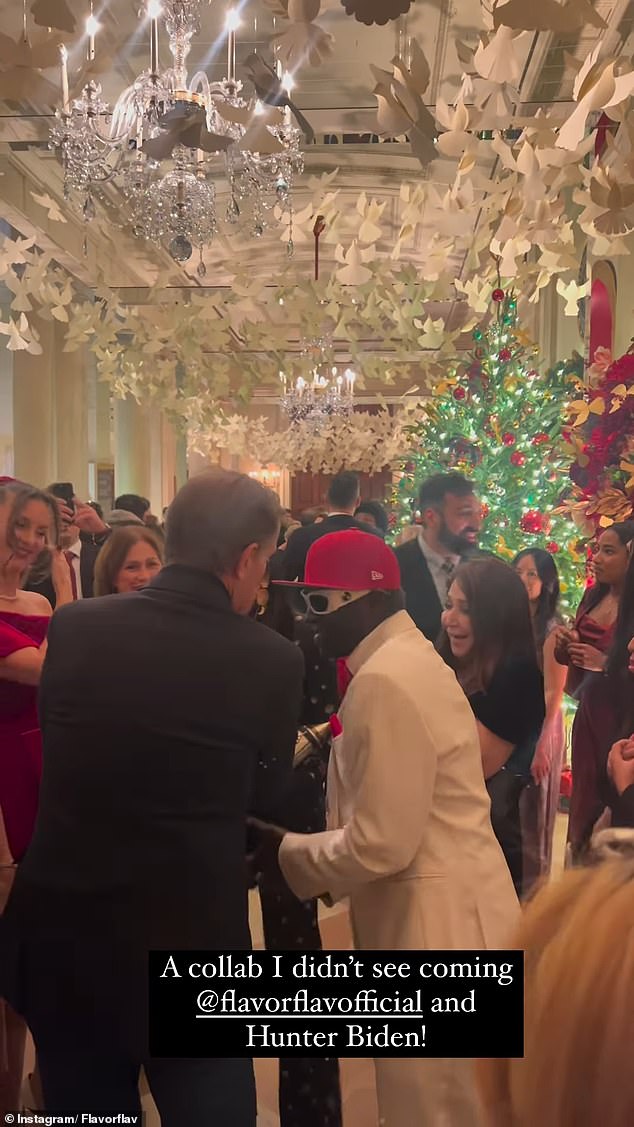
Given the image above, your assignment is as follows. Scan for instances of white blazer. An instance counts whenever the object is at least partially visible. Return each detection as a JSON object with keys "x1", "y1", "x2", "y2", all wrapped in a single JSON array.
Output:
[{"x1": 280, "y1": 610, "x2": 518, "y2": 952}]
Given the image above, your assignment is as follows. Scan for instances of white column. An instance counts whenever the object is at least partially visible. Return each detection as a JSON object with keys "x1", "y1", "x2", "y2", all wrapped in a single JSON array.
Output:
[
  {"x1": 114, "y1": 396, "x2": 153, "y2": 502},
  {"x1": 13, "y1": 314, "x2": 55, "y2": 486},
  {"x1": 54, "y1": 322, "x2": 89, "y2": 497}
]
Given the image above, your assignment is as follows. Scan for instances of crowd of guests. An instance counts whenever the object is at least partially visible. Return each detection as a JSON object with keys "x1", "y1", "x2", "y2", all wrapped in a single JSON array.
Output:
[{"x1": 0, "y1": 467, "x2": 632, "y2": 1126}]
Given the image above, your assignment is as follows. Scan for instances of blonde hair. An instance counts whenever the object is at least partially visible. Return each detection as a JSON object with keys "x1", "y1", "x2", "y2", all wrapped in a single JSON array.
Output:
[{"x1": 478, "y1": 859, "x2": 634, "y2": 1127}]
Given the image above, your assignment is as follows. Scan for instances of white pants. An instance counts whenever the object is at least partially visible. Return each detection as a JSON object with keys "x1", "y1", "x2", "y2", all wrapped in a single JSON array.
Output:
[{"x1": 374, "y1": 1057, "x2": 483, "y2": 1126}]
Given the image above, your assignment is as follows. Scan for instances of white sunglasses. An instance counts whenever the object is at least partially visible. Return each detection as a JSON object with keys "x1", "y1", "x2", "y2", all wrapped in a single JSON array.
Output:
[{"x1": 302, "y1": 588, "x2": 371, "y2": 616}]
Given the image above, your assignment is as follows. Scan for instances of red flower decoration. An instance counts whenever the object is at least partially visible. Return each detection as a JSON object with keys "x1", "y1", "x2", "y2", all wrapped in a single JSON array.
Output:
[
  {"x1": 520, "y1": 509, "x2": 549, "y2": 534},
  {"x1": 499, "y1": 348, "x2": 512, "y2": 361},
  {"x1": 604, "y1": 354, "x2": 634, "y2": 384}
]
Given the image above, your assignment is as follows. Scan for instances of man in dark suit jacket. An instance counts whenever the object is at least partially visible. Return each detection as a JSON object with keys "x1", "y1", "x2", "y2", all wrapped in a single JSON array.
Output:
[
  {"x1": 395, "y1": 473, "x2": 483, "y2": 642},
  {"x1": 3, "y1": 469, "x2": 303, "y2": 1125},
  {"x1": 282, "y1": 470, "x2": 381, "y2": 582}
]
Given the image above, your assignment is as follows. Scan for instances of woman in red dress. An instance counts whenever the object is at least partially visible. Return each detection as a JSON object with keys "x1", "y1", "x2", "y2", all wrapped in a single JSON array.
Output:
[
  {"x1": 0, "y1": 478, "x2": 72, "y2": 1113},
  {"x1": 555, "y1": 521, "x2": 634, "y2": 858}
]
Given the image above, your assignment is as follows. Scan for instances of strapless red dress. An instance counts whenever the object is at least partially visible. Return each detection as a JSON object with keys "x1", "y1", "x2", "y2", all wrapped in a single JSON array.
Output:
[{"x1": 0, "y1": 611, "x2": 49, "y2": 861}]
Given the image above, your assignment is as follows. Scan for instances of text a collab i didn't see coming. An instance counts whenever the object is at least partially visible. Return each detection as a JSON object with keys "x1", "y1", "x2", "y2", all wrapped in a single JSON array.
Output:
[{"x1": 161, "y1": 953, "x2": 516, "y2": 985}]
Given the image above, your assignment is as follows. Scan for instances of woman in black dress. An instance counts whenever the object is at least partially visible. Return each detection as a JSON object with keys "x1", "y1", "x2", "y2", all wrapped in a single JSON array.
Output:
[{"x1": 439, "y1": 558, "x2": 545, "y2": 895}]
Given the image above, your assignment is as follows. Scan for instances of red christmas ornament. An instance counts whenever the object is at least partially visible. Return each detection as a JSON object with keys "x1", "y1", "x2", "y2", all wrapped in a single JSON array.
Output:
[
  {"x1": 502, "y1": 432, "x2": 515, "y2": 446},
  {"x1": 510, "y1": 451, "x2": 526, "y2": 467},
  {"x1": 532, "y1": 432, "x2": 550, "y2": 446},
  {"x1": 499, "y1": 348, "x2": 512, "y2": 362},
  {"x1": 546, "y1": 541, "x2": 560, "y2": 554},
  {"x1": 481, "y1": 502, "x2": 490, "y2": 519},
  {"x1": 492, "y1": 288, "x2": 505, "y2": 302},
  {"x1": 453, "y1": 386, "x2": 466, "y2": 400},
  {"x1": 520, "y1": 509, "x2": 543, "y2": 533}
]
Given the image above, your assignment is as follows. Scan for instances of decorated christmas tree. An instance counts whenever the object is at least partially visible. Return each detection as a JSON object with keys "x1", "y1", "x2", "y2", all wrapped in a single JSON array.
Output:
[{"x1": 390, "y1": 288, "x2": 585, "y2": 606}]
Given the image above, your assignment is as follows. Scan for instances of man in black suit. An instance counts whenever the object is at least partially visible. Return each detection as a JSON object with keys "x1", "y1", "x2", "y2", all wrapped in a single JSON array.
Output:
[
  {"x1": 395, "y1": 473, "x2": 483, "y2": 642},
  {"x1": 282, "y1": 470, "x2": 381, "y2": 581},
  {"x1": 2, "y1": 469, "x2": 303, "y2": 1125}
]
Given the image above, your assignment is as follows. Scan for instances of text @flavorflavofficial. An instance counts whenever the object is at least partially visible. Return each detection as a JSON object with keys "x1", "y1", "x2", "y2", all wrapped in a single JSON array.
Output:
[{"x1": 149, "y1": 951, "x2": 524, "y2": 1058}]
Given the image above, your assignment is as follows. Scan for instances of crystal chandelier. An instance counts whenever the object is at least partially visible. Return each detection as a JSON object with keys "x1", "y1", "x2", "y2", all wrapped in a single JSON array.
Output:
[
  {"x1": 50, "y1": 0, "x2": 305, "y2": 264},
  {"x1": 280, "y1": 338, "x2": 357, "y2": 426}
]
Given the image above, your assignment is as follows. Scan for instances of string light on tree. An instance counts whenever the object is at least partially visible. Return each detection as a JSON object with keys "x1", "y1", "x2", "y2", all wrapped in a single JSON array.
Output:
[{"x1": 389, "y1": 285, "x2": 585, "y2": 607}]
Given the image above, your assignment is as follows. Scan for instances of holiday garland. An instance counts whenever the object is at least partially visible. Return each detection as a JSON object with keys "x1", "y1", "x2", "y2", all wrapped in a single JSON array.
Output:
[{"x1": 558, "y1": 346, "x2": 634, "y2": 532}]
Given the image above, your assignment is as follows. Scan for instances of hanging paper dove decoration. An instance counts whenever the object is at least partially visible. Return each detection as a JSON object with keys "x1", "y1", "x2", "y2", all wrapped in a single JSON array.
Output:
[
  {"x1": 357, "y1": 193, "x2": 386, "y2": 245},
  {"x1": 0, "y1": 28, "x2": 66, "y2": 105},
  {"x1": 30, "y1": 191, "x2": 68, "y2": 224},
  {"x1": 493, "y1": 0, "x2": 606, "y2": 33},
  {"x1": 31, "y1": 0, "x2": 76, "y2": 33},
  {"x1": 142, "y1": 106, "x2": 233, "y2": 161},
  {"x1": 435, "y1": 98, "x2": 478, "y2": 170},
  {"x1": 335, "y1": 241, "x2": 374, "y2": 285},
  {"x1": 371, "y1": 42, "x2": 437, "y2": 168},
  {"x1": 556, "y1": 47, "x2": 634, "y2": 151},
  {"x1": 266, "y1": 0, "x2": 334, "y2": 68},
  {"x1": 0, "y1": 32, "x2": 65, "y2": 70},
  {"x1": 588, "y1": 173, "x2": 634, "y2": 236},
  {"x1": 556, "y1": 278, "x2": 590, "y2": 316}
]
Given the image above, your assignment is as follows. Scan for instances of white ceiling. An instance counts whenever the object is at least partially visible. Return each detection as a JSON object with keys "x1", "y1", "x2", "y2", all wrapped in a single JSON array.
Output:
[{"x1": 0, "y1": 0, "x2": 631, "y2": 354}]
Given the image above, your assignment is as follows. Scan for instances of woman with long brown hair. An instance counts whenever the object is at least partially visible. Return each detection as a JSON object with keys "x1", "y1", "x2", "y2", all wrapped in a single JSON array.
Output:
[
  {"x1": 94, "y1": 526, "x2": 163, "y2": 596},
  {"x1": 0, "y1": 477, "x2": 72, "y2": 1115},
  {"x1": 439, "y1": 557, "x2": 545, "y2": 894},
  {"x1": 556, "y1": 521, "x2": 634, "y2": 859}
]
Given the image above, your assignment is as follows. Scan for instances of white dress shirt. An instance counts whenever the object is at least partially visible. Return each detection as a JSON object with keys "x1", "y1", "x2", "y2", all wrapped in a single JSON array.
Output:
[{"x1": 417, "y1": 530, "x2": 459, "y2": 606}]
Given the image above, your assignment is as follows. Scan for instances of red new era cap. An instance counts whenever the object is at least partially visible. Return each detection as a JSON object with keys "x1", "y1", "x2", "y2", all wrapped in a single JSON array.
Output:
[{"x1": 274, "y1": 529, "x2": 401, "y2": 591}]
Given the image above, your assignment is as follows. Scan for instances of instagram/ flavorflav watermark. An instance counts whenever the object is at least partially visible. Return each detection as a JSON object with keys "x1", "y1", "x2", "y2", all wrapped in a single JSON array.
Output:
[{"x1": 4, "y1": 1116, "x2": 142, "y2": 1125}]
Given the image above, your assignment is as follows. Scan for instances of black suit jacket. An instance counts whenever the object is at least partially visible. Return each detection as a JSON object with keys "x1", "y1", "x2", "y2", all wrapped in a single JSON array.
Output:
[
  {"x1": 24, "y1": 539, "x2": 100, "y2": 608},
  {"x1": 7, "y1": 566, "x2": 303, "y2": 951},
  {"x1": 282, "y1": 513, "x2": 381, "y2": 581},
  {"x1": 394, "y1": 539, "x2": 489, "y2": 642},
  {"x1": 394, "y1": 538, "x2": 445, "y2": 643}
]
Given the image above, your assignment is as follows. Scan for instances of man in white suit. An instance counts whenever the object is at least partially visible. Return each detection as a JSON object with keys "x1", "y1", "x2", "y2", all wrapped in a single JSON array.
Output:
[{"x1": 253, "y1": 529, "x2": 519, "y2": 1127}]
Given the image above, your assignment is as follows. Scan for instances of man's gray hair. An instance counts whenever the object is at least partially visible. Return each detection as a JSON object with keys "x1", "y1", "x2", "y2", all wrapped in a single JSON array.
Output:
[{"x1": 165, "y1": 469, "x2": 282, "y2": 574}]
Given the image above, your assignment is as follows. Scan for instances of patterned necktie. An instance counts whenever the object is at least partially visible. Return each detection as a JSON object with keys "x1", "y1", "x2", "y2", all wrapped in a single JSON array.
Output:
[
  {"x1": 440, "y1": 558, "x2": 455, "y2": 595},
  {"x1": 64, "y1": 550, "x2": 78, "y2": 600}
]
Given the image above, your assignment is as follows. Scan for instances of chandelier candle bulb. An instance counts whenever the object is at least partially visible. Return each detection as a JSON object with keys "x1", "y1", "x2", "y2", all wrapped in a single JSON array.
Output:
[
  {"x1": 225, "y1": 10, "x2": 241, "y2": 83},
  {"x1": 86, "y1": 11, "x2": 100, "y2": 61},
  {"x1": 60, "y1": 44, "x2": 70, "y2": 114},
  {"x1": 150, "y1": 11, "x2": 159, "y2": 76}
]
